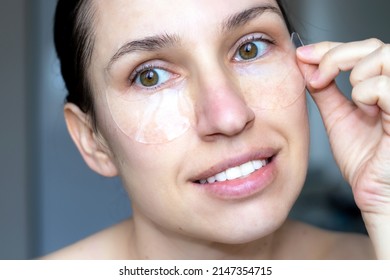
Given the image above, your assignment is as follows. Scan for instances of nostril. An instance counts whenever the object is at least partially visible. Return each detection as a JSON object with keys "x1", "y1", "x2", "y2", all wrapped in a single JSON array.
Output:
[{"x1": 195, "y1": 96, "x2": 256, "y2": 139}]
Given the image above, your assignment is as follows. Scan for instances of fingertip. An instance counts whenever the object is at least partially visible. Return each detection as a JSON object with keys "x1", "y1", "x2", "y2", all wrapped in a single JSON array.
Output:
[
  {"x1": 296, "y1": 45, "x2": 314, "y2": 59},
  {"x1": 308, "y1": 69, "x2": 322, "y2": 88}
]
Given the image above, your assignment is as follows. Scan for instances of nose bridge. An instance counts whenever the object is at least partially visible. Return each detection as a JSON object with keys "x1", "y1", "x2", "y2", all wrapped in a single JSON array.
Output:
[
  {"x1": 198, "y1": 61, "x2": 242, "y2": 104},
  {"x1": 193, "y1": 56, "x2": 255, "y2": 138}
]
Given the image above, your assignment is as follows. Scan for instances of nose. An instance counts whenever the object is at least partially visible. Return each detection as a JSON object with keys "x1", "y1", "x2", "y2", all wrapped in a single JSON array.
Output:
[{"x1": 194, "y1": 68, "x2": 255, "y2": 140}]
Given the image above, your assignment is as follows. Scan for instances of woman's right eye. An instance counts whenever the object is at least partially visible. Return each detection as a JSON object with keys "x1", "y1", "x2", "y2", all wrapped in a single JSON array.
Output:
[{"x1": 133, "y1": 67, "x2": 173, "y2": 89}]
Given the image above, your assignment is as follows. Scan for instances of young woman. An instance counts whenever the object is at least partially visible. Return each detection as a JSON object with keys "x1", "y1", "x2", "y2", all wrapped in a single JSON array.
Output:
[{"x1": 45, "y1": 0, "x2": 389, "y2": 259}]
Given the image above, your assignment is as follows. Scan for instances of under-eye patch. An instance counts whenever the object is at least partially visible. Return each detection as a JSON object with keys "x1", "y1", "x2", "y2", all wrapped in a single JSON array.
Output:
[{"x1": 105, "y1": 33, "x2": 307, "y2": 144}]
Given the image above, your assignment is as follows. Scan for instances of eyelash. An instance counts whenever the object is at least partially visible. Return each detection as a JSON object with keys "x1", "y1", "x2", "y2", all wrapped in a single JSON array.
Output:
[{"x1": 241, "y1": 34, "x2": 275, "y2": 47}]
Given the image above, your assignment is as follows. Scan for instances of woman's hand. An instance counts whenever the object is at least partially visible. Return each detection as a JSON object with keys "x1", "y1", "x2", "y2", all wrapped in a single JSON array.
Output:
[{"x1": 297, "y1": 39, "x2": 390, "y2": 259}]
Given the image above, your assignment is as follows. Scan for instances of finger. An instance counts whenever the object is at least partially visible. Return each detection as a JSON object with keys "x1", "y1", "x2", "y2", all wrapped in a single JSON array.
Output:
[
  {"x1": 296, "y1": 41, "x2": 342, "y2": 64},
  {"x1": 296, "y1": 55, "x2": 353, "y2": 127},
  {"x1": 352, "y1": 76, "x2": 390, "y2": 134},
  {"x1": 297, "y1": 39, "x2": 383, "y2": 65},
  {"x1": 297, "y1": 39, "x2": 385, "y2": 89},
  {"x1": 308, "y1": 81, "x2": 355, "y2": 132},
  {"x1": 350, "y1": 44, "x2": 390, "y2": 87},
  {"x1": 296, "y1": 42, "x2": 341, "y2": 86}
]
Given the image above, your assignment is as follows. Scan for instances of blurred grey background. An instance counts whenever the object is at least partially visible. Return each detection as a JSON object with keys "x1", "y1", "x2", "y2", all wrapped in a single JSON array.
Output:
[{"x1": 1, "y1": 0, "x2": 390, "y2": 259}]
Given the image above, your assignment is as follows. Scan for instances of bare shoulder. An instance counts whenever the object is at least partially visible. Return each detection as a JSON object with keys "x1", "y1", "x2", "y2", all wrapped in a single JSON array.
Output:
[
  {"x1": 39, "y1": 219, "x2": 134, "y2": 260},
  {"x1": 276, "y1": 220, "x2": 376, "y2": 259}
]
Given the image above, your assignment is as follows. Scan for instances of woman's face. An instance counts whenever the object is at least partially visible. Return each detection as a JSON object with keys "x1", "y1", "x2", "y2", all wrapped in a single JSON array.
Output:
[{"x1": 89, "y1": 0, "x2": 309, "y2": 243}]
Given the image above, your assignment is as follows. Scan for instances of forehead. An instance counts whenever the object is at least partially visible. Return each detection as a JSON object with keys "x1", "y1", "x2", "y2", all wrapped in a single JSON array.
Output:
[{"x1": 93, "y1": 0, "x2": 283, "y2": 53}]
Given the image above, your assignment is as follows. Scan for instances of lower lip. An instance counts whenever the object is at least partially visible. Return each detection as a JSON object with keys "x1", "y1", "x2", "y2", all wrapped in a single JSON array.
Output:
[{"x1": 194, "y1": 159, "x2": 276, "y2": 200}]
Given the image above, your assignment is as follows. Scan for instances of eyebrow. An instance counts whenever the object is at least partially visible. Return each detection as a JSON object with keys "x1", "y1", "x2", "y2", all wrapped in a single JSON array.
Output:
[
  {"x1": 106, "y1": 33, "x2": 180, "y2": 70},
  {"x1": 106, "y1": 4, "x2": 282, "y2": 70},
  {"x1": 222, "y1": 5, "x2": 283, "y2": 32}
]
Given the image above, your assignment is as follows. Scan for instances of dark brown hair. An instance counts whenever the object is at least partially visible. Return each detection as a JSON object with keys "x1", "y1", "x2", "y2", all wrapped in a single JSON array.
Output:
[
  {"x1": 53, "y1": 0, "x2": 293, "y2": 128},
  {"x1": 54, "y1": 0, "x2": 97, "y2": 127}
]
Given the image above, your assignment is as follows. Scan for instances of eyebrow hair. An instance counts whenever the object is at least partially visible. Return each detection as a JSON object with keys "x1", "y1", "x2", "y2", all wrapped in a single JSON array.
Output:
[
  {"x1": 222, "y1": 5, "x2": 283, "y2": 32},
  {"x1": 106, "y1": 4, "x2": 282, "y2": 70},
  {"x1": 106, "y1": 33, "x2": 180, "y2": 70}
]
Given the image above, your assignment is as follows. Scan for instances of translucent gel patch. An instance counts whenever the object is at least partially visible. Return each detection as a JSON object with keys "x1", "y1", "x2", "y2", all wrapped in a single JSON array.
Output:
[
  {"x1": 236, "y1": 33, "x2": 307, "y2": 110},
  {"x1": 105, "y1": 33, "x2": 307, "y2": 144},
  {"x1": 291, "y1": 32, "x2": 304, "y2": 49},
  {"x1": 106, "y1": 82, "x2": 193, "y2": 144}
]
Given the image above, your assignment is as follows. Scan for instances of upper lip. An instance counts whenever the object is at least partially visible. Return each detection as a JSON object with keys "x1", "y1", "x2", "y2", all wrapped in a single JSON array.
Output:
[{"x1": 190, "y1": 148, "x2": 277, "y2": 183}]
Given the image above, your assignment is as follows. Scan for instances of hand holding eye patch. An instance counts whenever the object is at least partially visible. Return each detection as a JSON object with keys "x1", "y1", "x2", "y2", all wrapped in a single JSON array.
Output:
[{"x1": 297, "y1": 39, "x2": 390, "y2": 259}]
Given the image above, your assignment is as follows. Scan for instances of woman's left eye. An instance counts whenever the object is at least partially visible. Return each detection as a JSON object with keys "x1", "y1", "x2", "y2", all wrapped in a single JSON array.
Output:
[
  {"x1": 233, "y1": 39, "x2": 270, "y2": 62},
  {"x1": 134, "y1": 67, "x2": 172, "y2": 88}
]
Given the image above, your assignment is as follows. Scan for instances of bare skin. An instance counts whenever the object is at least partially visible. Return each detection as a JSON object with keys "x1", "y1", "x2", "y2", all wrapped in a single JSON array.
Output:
[{"x1": 41, "y1": 219, "x2": 374, "y2": 259}]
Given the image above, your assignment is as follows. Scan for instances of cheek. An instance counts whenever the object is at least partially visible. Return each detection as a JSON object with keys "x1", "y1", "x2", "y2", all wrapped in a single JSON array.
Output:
[
  {"x1": 273, "y1": 93, "x2": 310, "y2": 156},
  {"x1": 236, "y1": 52, "x2": 307, "y2": 111},
  {"x1": 240, "y1": 51, "x2": 310, "y2": 155},
  {"x1": 278, "y1": 95, "x2": 310, "y2": 191},
  {"x1": 253, "y1": 91, "x2": 310, "y2": 185},
  {"x1": 93, "y1": 84, "x2": 189, "y2": 208},
  {"x1": 111, "y1": 138, "x2": 196, "y2": 232},
  {"x1": 105, "y1": 128, "x2": 185, "y2": 199}
]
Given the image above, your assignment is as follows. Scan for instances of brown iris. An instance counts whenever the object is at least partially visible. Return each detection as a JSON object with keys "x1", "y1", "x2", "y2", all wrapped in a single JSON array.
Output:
[
  {"x1": 238, "y1": 42, "x2": 258, "y2": 60},
  {"x1": 139, "y1": 69, "x2": 159, "y2": 87}
]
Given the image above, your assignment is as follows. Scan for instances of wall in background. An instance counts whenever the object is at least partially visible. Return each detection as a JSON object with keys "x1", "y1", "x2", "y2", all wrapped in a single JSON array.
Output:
[{"x1": 0, "y1": 0, "x2": 29, "y2": 259}]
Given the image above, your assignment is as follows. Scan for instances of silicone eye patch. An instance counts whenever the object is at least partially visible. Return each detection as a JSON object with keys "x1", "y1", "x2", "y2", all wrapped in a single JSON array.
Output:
[
  {"x1": 291, "y1": 32, "x2": 304, "y2": 48},
  {"x1": 105, "y1": 33, "x2": 307, "y2": 144},
  {"x1": 236, "y1": 34, "x2": 306, "y2": 111},
  {"x1": 105, "y1": 81, "x2": 193, "y2": 144}
]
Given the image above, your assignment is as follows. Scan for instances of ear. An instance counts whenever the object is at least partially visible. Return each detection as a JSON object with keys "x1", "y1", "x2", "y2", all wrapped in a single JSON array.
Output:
[{"x1": 64, "y1": 103, "x2": 118, "y2": 177}]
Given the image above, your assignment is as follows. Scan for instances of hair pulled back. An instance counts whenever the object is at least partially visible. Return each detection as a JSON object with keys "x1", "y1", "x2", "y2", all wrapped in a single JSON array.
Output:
[{"x1": 54, "y1": 0, "x2": 97, "y2": 126}]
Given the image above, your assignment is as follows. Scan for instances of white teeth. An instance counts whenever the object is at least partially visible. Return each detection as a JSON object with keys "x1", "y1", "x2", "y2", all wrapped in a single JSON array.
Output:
[
  {"x1": 226, "y1": 166, "x2": 242, "y2": 180},
  {"x1": 200, "y1": 159, "x2": 268, "y2": 184},
  {"x1": 253, "y1": 160, "x2": 262, "y2": 170},
  {"x1": 215, "y1": 171, "x2": 227, "y2": 182},
  {"x1": 240, "y1": 161, "x2": 255, "y2": 176},
  {"x1": 207, "y1": 176, "x2": 216, "y2": 183}
]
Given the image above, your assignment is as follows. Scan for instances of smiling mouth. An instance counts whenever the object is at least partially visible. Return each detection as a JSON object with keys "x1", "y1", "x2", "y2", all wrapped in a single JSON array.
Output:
[{"x1": 195, "y1": 157, "x2": 272, "y2": 185}]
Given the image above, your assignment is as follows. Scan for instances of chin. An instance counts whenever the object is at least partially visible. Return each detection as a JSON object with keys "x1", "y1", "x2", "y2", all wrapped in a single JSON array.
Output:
[{"x1": 188, "y1": 202, "x2": 291, "y2": 245}]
